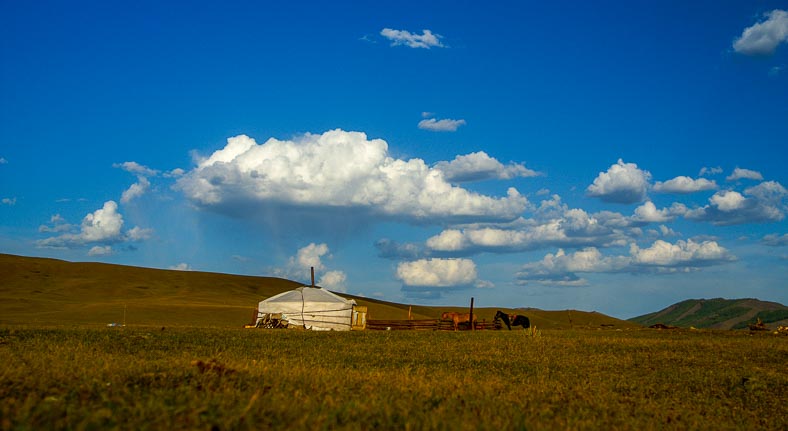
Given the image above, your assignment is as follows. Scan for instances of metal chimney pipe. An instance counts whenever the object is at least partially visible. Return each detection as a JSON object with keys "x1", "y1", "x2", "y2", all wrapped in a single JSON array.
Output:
[{"x1": 311, "y1": 267, "x2": 315, "y2": 287}]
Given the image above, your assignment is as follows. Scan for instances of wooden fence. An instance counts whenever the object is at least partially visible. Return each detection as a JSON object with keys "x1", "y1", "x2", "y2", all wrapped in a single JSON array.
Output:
[{"x1": 366, "y1": 318, "x2": 502, "y2": 331}]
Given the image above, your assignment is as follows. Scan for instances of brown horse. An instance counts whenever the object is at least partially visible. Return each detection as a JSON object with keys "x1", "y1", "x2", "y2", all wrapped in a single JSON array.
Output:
[{"x1": 441, "y1": 311, "x2": 478, "y2": 331}]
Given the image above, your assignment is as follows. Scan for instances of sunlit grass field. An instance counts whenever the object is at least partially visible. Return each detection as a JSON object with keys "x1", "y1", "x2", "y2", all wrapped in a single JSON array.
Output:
[{"x1": 2, "y1": 326, "x2": 785, "y2": 430}]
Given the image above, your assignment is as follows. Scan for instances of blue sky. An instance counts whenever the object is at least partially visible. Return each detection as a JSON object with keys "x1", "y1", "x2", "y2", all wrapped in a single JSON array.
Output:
[{"x1": 1, "y1": 1, "x2": 787, "y2": 318}]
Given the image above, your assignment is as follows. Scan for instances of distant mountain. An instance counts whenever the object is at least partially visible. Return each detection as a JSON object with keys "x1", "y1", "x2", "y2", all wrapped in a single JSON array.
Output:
[{"x1": 629, "y1": 298, "x2": 788, "y2": 330}]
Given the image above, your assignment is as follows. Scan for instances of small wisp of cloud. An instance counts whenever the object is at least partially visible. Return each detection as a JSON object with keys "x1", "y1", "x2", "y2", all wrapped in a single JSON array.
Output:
[
  {"x1": 88, "y1": 246, "x2": 113, "y2": 257},
  {"x1": 418, "y1": 117, "x2": 466, "y2": 132},
  {"x1": 380, "y1": 28, "x2": 444, "y2": 49},
  {"x1": 699, "y1": 166, "x2": 723, "y2": 177}
]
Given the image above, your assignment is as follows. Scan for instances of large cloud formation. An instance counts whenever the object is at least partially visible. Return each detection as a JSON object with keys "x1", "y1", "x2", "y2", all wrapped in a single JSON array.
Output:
[
  {"x1": 424, "y1": 195, "x2": 639, "y2": 255},
  {"x1": 586, "y1": 159, "x2": 651, "y2": 204},
  {"x1": 733, "y1": 9, "x2": 788, "y2": 56},
  {"x1": 175, "y1": 130, "x2": 527, "y2": 224},
  {"x1": 517, "y1": 239, "x2": 736, "y2": 286},
  {"x1": 685, "y1": 181, "x2": 787, "y2": 225}
]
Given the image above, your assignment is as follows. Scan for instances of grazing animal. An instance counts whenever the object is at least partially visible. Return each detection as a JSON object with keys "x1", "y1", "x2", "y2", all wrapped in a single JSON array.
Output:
[
  {"x1": 494, "y1": 310, "x2": 511, "y2": 330},
  {"x1": 494, "y1": 310, "x2": 530, "y2": 330},
  {"x1": 511, "y1": 314, "x2": 530, "y2": 329},
  {"x1": 441, "y1": 311, "x2": 477, "y2": 331}
]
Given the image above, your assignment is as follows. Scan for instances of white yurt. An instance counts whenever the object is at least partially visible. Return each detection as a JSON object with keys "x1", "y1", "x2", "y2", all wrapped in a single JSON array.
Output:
[{"x1": 256, "y1": 286, "x2": 357, "y2": 331}]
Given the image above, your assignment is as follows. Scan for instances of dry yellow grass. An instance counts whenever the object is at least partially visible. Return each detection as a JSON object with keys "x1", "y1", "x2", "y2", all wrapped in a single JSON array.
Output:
[{"x1": 1, "y1": 327, "x2": 785, "y2": 430}]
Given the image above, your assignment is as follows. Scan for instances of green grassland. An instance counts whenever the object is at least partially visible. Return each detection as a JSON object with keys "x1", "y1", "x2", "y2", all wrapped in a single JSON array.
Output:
[{"x1": 1, "y1": 327, "x2": 786, "y2": 430}]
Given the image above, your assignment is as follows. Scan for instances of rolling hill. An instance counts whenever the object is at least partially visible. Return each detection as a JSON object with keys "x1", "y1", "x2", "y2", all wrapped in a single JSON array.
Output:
[
  {"x1": 0, "y1": 253, "x2": 637, "y2": 329},
  {"x1": 628, "y1": 298, "x2": 788, "y2": 330}
]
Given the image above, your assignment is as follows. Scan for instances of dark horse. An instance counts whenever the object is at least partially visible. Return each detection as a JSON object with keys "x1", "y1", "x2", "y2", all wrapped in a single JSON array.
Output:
[{"x1": 494, "y1": 310, "x2": 530, "y2": 330}]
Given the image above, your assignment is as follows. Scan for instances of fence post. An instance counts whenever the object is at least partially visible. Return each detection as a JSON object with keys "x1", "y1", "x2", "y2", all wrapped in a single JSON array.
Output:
[{"x1": 470, "y1": 297, "x2": 475, "y2": 331}]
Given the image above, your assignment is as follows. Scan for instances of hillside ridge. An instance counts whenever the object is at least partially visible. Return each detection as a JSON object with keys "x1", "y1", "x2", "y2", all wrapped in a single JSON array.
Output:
[
  {"x1": 0, "y1": 253, "x2": 636, "y2": 329},
  {"x1": 628, "y1": 297, "x2": 788, "y2": 329}
]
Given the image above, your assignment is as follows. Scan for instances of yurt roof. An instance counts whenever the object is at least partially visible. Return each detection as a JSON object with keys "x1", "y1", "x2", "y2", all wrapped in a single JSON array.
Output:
[{"x1": 261, "y1": 286, "x2": 356, "y2": 305}]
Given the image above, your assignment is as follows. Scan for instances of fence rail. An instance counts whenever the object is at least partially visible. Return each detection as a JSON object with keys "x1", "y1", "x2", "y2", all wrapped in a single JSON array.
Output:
[{"x1": 366, "y1": 318, "x2": 502, "y2": 331}]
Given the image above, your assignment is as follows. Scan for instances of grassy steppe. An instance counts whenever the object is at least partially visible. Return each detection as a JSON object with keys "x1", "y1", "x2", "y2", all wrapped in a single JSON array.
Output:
[
  {"x1": 1, "y1": 327, "x2": 786, "y2": 430},
  {"x1": 0, "y1": 253, "x2": 637, "y2": 329}
]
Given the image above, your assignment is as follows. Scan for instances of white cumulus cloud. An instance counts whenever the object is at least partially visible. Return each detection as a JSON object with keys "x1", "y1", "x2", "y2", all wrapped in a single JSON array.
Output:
[
  {"x1": 380, "y1": 28, "x2": 444, "y2": 49},
  {"x1": 653, "y1": 176, "x2": 717, "y2": 194},
  {"x1": 115, "y1": 162, "x2": 159, "y2": 204},
  {"x1": 418, "y1": 118, "x2": 466, "y2": 132},
  {"x1": 38, "y1": 214, "x2": 72, "y2": 233},
  {"x1": 396, "y1": 258, "x2": 478, "y2": 287},
  {"x1": 126, "y1": 226, "x2": 154, "y2": 241},
  {"x1": 586, "y1": 159, "x2": 651, "y2": 204},
  {"x1": 273, "y1": 243, "x2": 348, "y2": 292},
  {"x1": 630, "y1": 239, "x2": 736, "y2": 267},
  {"x1": 77, "y1": 201, "x2": 125, "y2": 242},
  {"x1": 175, "y1": 130, "x2": 527, "y2": 224},
  {"x1": 36, "y1": 201, "x2": 123, "y2": 247},
  {"x1": 36, "y1": 201, "x2": 152, "y2": 252},
  {"x1": 516, "y1": 247, "x2": 630, "y2": 286},
  {"x1": 434, "y1": 151, "x2": 540, "y2": 183},
  {"x1": 710, "y1": 190, "x2": 747, "y2": 211},
  {"x1": 120, "y1": 176, "x2": 151, "y2": 204},
  {"x1": 726, "y1": 167, "x2": 764, "y2": 181},
  {"x1": 318, "y1": 270, "x2": 347, "y2": 292},
  {"x1": 165, "y1": 168, "x2": 185, "y2": 178},
  {"x1": 88, "y1": 246, "x2": 113, "y2": 257},
  {"x1": 426, "y1": 199, "x2": 630, "y2": 254},
  {"x1": 632, "y1": 201, "x2": 687, "y2": 223},
  {"x1": 685, "y1": 182, "x2": 787, "y2": 225},
  {"x1": 733, "y1": 9, "x2": 788, "y2": 56},
  {"x1": 747, "y1": 181, "x2": 788, "y2": 201},
  {"x1": 295, "y1": 243, "x2": 331, "y2": 271},
  {"x1": 517, "y1": 239, "x2": 735, "y2": 286}
]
